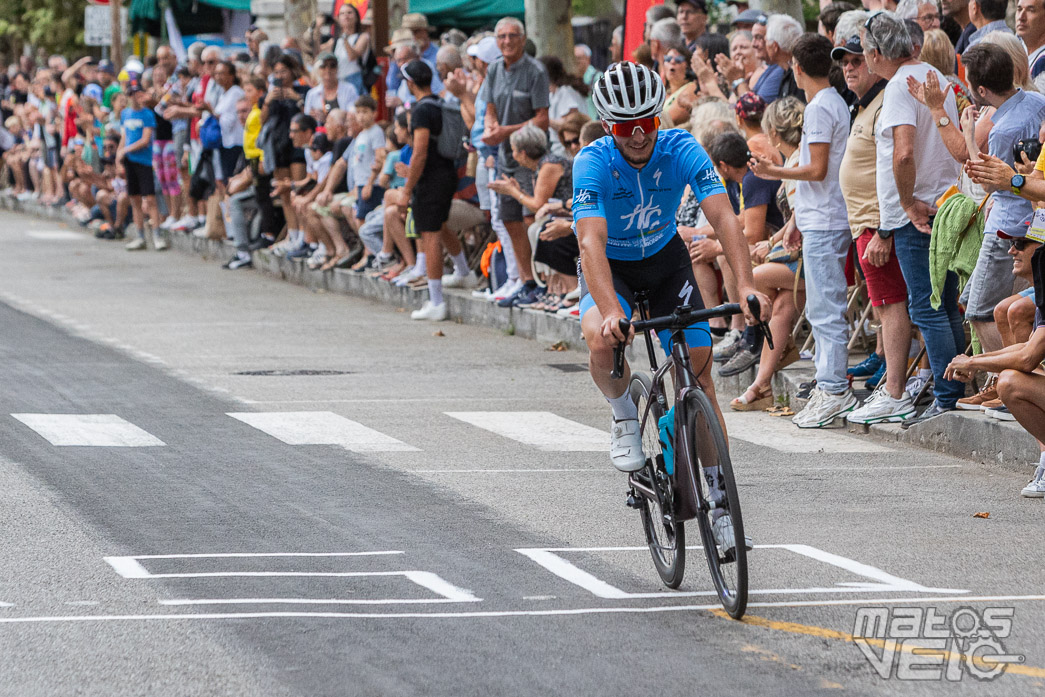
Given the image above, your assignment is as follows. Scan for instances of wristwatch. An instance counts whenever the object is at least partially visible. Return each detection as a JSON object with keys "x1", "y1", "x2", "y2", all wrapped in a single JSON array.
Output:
[
  {"x1": 731, "y1": 78, "x2": 747, "y2": 92},
  {"x1": 936, "y1": 116, "x2": 950, "y2": 128},
  {"x1": 876, "y1": 228, "x2": 894, "y2": 240},
  {"x1": 1011, "y1": 173, "x2": 1026, "y2": 195}
]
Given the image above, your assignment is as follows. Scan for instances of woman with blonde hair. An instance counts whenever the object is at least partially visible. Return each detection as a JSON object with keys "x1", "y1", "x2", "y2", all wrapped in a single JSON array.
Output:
[
  {"x1": 982, "y1": 31, "x2": 1037, "y2": 92},
  {"x1": 731, "y1": 96, "x2": 806, "y2": 411},
  {"x1": 920, "y1": 29, "x2": 972, "y2": 114}
]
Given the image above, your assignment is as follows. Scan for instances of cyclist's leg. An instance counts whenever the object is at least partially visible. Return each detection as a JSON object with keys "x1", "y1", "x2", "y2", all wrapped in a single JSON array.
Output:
[{"x1": 580, "y1": 284, "x2": 635, "y2": 400}]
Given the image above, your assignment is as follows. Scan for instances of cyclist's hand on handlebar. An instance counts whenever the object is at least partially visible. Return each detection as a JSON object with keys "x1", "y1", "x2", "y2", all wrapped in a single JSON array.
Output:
[
  {"x1": 600, "y1": 310, "x2": 633, "y2": 348},
  {"x1": 740, "y1": 288, "x2": 771, "y2": 325}
]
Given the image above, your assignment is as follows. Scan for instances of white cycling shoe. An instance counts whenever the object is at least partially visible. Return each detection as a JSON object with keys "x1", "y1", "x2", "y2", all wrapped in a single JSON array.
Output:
[
  {"x1": 711, "y1": 513, "x2": 753, "y2": 559},
  {"x1": 610, "y1": 419, "x2": 645, "y2": 472}
]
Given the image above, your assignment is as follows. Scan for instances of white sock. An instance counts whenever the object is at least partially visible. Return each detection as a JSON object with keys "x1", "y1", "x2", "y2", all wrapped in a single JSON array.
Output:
[
  {"x1": 315, "y1": 243, "x2": 327, "y2": 256},
  {"x1": 607, "y1": 390, "x2": 638, "y2": 421},
  {"x1": 451, "y1": 251, "x2": 469, "y2": 276},
  {"x1": 237, "y1": 250, "x2": 251, "y2": 261},
  {"x1": 427, "y1": 278, "x2": 443, "y2": 305},
  {"x1": 414, "y1": 252, "x2": 426, "y2": 274},
  {"x1": 917, "y1": 368, "x2": 932, "y2": 380}
]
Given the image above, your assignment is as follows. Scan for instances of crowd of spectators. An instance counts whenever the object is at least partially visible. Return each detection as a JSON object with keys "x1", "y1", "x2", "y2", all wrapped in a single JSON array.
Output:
[{"x1": 2, "y1": 0, "x2": 1045, "y2": 493}]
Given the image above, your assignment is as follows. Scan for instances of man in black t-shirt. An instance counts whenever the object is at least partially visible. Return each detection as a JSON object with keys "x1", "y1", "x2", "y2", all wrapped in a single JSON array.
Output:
[{"x1": 397, "y1": 60, "x2": 470, "y2": 322}]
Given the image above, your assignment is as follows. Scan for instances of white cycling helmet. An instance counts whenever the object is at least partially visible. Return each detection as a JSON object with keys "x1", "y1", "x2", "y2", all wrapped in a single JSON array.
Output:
[{"x1": 591, "y1": 62, "x2": 665, "y2": 122}]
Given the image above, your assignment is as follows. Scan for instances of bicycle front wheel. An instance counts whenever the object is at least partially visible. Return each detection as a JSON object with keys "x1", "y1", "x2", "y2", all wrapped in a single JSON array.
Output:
[
  {"x1": 684, "y1": 388, "x2": 748, "y2": 619},
  {"x1": 630, "y1": 372, "x2": 685, "y2": 589}
]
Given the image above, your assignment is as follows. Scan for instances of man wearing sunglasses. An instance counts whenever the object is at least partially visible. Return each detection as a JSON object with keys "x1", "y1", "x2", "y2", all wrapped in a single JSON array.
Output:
[
  {"x1": 945, "y1": 218, "x2": 1045, "y2": 495},
  {"x1": 573, "y1": 62, "x2": 769, "y2": 479}
]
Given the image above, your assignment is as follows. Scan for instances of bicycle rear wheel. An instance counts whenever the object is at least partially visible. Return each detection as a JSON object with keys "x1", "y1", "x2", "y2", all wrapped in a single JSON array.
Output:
[
  {"x1": 684, "y1": 388, "x2": 748, "y2": 619},
  {"x1": 630, "y1": 372, "x2": 685, "y2": 589}
]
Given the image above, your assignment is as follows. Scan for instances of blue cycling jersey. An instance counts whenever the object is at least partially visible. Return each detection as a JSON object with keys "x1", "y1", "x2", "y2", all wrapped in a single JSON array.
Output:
[{"x1": 572, "y1": 128, "x2": 726, "y2": 261}]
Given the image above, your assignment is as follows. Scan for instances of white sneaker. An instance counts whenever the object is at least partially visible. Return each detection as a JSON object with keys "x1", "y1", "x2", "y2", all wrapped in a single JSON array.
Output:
[
  {"x1": 442, "y1": 270, "x2": 482, "y2": 289},
  {"x1": 492, "y1": 278, "x2": 522, "y2": 302},
  {"x1": 171, "y1": 215, "x2": 196, "y2": 231},
  {"x1": 905, "y1": 373, "x2": 931, "y2": 398},
  {"x1": 192, "y1": 226, "x2": 211, "y2": 239},
  {"x1": 306, "y1": 250, "x2": 328, "y2": 269},
  {"x1": 1022, "y1": 466, "x2": 1045, "y2": 498},
  {"x1": 395, "y1": 267, "x2": 425, "y2": 287},
  {"x1": 471, "y1": 288, "x2": 493, "y2": 300},
  {"x1": 159, "y1": 216, "x2": 177, "y2": 230},
  {"x1": 846, "y1": 388, "x2": 916, "y2": 425},
  {"x1": 153, "y1": 234, "x2": 169, "y2": 251},
  {"x1": 792, "y1": 387, "x2": 858, "y2": 428},
  {"x1": 410, "y1": 300, "x2": 448, "y2": 321},
  {"x1": 125, "y1": 237, "x2": 147, "y2": 251},
  {"x1": 711, "y1": 513, "x2": 753, "y2": 559},
  {"x1": 610, "y1": 418, "x2": 645, "y2": 472}
]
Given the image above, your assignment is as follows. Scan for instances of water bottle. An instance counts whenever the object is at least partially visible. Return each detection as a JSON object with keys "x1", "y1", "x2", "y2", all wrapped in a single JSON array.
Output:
[{"x1": 657, "y1": 405, "x2": 676, "y2": 475}]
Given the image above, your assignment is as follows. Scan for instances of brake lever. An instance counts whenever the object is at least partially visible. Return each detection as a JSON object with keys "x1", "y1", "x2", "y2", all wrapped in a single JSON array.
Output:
[
  {"x1": 610, "y1": 318, "x2": 630, "y2": 380},
  {"x1": 745, "y1": 294, "x2": 774, "y2": 351}
]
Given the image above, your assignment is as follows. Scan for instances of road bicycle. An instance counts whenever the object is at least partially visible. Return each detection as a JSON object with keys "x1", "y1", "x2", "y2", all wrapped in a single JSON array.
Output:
[{"x1": 611, "y1": 293, "x2": 770, "y2": 619}]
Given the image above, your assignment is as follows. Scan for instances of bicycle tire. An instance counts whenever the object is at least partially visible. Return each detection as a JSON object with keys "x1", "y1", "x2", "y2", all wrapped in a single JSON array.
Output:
[
  {"x1": 630, "y1": 372, "x2": 686, "y2": 589},
  {"x1": 683, "y1": 388, "x2": 748, "y2": 619}
]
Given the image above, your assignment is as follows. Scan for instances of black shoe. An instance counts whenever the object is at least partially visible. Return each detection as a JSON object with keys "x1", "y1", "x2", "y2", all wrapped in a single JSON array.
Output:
[
  {"x1": 795, "y1": 379, "x2": 817, "y2": 400},
  {"x1": 223, "y1": 256, "x2": 253, "y2": 270},
  {"x1": 900, "y1": 400, "x2": 954, "y2": 430}
]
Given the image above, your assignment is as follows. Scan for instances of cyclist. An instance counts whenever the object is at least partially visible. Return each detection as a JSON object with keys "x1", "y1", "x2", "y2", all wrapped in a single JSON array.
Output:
[{"x1": 573, "y1": 62, "x2": 769, "y2": 553}]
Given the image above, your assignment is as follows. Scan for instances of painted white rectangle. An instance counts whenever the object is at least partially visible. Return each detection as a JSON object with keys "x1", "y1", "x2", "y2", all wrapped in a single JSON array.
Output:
[
  {"x1": 445, "y1": 412, "x2": 609, "y2": 451},
  {"x1": 25, "y1": 230, "x2": 85, "y2": 241},
  {"x1": 12, "y1": 414, "x2": 165, "y2": 447},
  {"x1": 722, "y1": 412, "x2": 894, "y2": 453},
  {"x1": 227, "y1": 412, "x2": 418, "y2": 452}
]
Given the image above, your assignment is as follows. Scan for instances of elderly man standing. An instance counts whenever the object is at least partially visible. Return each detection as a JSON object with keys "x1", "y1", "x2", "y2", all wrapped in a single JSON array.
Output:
[
  {"x1": 863, "y1": 12, "x2": 963, "y2": 427},
  {"x1": 479, "y1": 17, "x2": 550, "y2": 308},
  {"x1": 676, "y1": 0, "x2": 709, "y2": 53},
  {"x1": 386, "y1": 13, "x2": 437, "y2": 95},
  {"x1": 832, "y1": 34, "x2": 916, "y2": 424}
]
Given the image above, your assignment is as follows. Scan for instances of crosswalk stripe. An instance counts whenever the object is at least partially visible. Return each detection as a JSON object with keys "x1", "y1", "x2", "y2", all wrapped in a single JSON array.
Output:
[
  {"x1": 227, "y1": 411, "x2": 419, "y2": 452},
  {"x1": 723, "y1": 411, "x2": 894, "y2": 453},
  {"x1": 444, "y1": 412, "x2": 609, "y2": 451},
  {"x1": 11, "y1": 414, "x2": 165, "y2": 447}
]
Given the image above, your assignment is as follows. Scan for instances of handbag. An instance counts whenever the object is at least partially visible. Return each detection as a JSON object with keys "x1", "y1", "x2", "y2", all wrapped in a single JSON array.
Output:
[{"x1": 200, "y1": 116, "x2": 222, "y2": 150}]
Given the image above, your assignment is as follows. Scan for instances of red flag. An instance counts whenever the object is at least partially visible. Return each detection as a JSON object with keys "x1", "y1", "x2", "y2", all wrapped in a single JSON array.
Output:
[
  {"x1": 332, "y1": 0, "x2": 368, "y2": 20},
  {"x1": 624, "y1": 0, "x2": 661, "y2": 63}
]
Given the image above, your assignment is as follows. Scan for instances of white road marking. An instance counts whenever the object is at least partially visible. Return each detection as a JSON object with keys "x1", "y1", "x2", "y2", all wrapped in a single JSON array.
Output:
[
  {"x1": 159, "y1": 598, "x2": 470, "y2": 606},
  {"x1": 516, "y1": 545, "x2": 967, "y2": 599},
  {"x1": 25, "y1": 230, "x2": 85, "y2": 241},
  {"x1": 11, "y1": 414, "x2": 165, "y2": 447},
  {"x1": 0, "y1": 594, "x2": 1041, "y2": 624},
  {"x1": 445, "y1": 411, "x2": 609, "y2": 451},
  {"x1": 411, "y1": 468, "x2": 612, "y2": 474},
  {"x1": 723, "y1": 412, "x2": 894, "y2": 453},
  {"x1": 119, "y1": 551, "x2": 404, "y2": 560},
  {"x1": 227, "y1": 411, "x2": 418, "y2": 452}
]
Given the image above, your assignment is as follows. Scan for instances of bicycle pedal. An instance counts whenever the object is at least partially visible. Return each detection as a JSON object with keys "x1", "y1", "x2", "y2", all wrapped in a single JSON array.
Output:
[{"x1": 625, "y1": 492, "x2": 643, "y2": 509}]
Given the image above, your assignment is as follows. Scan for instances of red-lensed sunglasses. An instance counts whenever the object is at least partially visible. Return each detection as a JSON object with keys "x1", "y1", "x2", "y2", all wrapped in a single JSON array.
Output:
[{"x1": 607, "y1": 116, "x2": 660, "y2": 137}]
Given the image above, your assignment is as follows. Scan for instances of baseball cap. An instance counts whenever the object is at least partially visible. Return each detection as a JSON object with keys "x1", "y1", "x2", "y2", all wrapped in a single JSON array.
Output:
[
  {"x1": 467, "y1": 36, "x2": 501, "y2": 65},
  {"x1": 83, "y1": 83, "x2": 104, "y2": 103},
  {"x1": 831, "y1": 36, "x2": 864, "y2": 60},
  {"x1": 676, "y1": 0, "x2": 708, "y2": 12},
  {"x1": 401, "y1": 59, "x2": 433, "y2": 85},
  {"x1": 97, "y1": 59, "x2": 116, "y2": 75},
  {"x1": 999, "y1": 212, "x2": 1045, "y2": 244},
  {"x1": 126, "y1": 82, "x2": 143, "y2": 95},
  {"x1": 732, "y1": 8, "x2": 767, "y2": 26}
]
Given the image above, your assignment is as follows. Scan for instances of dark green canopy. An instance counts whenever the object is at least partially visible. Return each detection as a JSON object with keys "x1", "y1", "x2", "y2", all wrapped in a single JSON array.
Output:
[
  {"x1": 409, "y1": 0, "x2": 525, "y2": 29},
  {"x1": 130, "y1": 0, "x2": 245, "y2": 36}
]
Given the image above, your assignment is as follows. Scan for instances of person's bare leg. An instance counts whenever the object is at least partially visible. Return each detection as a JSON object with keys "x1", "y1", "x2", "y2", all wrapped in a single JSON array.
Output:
[
  {"x1": 320, "y1": 215, "x2": 350, "y2": 257},
  {"x1": 997, "y1": 370, "x2": 1045, "y2": 442},
  {"x1": 384, "y1": 205, "x2": 415, "y2": 265},
  {"x1": 877, "y1": 301, "x2": 912, "y2": 399},
  {"x1": 971, "y1": 319, "x2": 1003, "y2": 354},
  {"x1": 1009, "y1": 296, "x2": 1036, "y2": 344},
  {"x1": 718, "y1": 255, "x2": 745, "y2": 332},
  {"x1": 693, "y1": 261, "x2": 725, "y2": 331},
  {"x1": 504, "y1": 220, "x2": 533, "y2": 281},
  {"x1": 423, "y1": 230, "x2": 444, "y2": 285},
  {"x1": 745, "y1": 263, "x2": 800, "y2": 396},
  {"x1": 995, "y1": 296, "x2": 1018, "y2": 347},
  {"x1": 441, "y1": 227, "x2": 463, "y2": 256},
  {"x1": 130, "y1": 195, "x2": 144, "y2": 236}
]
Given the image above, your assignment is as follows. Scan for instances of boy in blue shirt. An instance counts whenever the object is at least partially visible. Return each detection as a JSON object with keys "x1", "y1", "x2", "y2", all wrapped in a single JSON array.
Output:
[{"x1": 118, "y1": 83, "x2": 163, "y2": 251}]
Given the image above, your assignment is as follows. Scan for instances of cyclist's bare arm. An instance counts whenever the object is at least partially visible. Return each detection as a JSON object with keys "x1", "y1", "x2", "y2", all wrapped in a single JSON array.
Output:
[
  {"x1": 578, "y1": 217, "x2": 632, "y2": 347},
  {"x1": 701, "y1": 192, "x2": 770, "y2": 325}
]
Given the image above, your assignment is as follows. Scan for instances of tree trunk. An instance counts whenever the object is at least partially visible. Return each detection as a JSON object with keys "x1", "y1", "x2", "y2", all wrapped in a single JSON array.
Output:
[
  {"x1": 111, "y1": 0, "x2": 122, "y2": 69},
  {"x1": 525, "y1": 0, "x2": 574, "y2": 72},
  {"x1": 759, "y1": 0, "x2": 805, "y2": 25},
  {"x1": 285, "y1": 0, "x2": 318, "y2": 56}
]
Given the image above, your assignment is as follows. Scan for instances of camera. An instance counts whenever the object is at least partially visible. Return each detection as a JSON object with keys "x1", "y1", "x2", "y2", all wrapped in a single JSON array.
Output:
[{"x1": 1013, "y1": 138, "x2": 1042, "y2": 165}]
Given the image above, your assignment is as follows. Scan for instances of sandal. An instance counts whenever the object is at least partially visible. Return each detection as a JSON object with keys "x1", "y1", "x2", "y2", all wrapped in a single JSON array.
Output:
[
  {"x1": 319, "y1": 255, "x2": 344, "y2": 272},
  {"x1": 730, "y1": 385, "x2": 773, "y2": 412}
]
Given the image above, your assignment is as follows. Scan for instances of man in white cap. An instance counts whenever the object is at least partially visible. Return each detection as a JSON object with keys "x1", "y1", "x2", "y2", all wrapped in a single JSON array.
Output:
[{"x1": 386, "y1": 13, "x2": 437, "y2": 94}]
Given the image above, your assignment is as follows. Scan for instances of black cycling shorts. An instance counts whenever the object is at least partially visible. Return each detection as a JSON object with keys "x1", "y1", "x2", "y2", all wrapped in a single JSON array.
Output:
[{"x1": 578, "y1": 234, "x2": 711, "y2": 351}]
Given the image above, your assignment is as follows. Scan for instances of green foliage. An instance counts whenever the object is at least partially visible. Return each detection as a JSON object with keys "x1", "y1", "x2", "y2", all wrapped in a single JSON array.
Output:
[
  {"x1": 0, "y1": 0, "x2": 94, "y2": 63},
  {"x1": 572, "y1": 0, "x2": 613, "y2": 19}
]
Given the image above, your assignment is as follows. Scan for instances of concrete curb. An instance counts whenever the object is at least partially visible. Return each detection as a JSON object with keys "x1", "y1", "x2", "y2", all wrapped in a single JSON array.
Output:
[{"x1": 1, "y1": 195, "x2": 1038, "y2": 474}]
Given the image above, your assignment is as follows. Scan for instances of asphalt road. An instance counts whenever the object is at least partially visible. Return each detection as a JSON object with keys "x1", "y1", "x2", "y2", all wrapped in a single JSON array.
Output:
[{"x1": 0, "y1": 210, "x2": 1043, "y2": 696}]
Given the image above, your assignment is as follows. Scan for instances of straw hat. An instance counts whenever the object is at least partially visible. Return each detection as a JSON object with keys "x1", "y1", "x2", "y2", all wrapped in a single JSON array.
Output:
[
  {"x1": 384, "y1": 28, "x2": 415, "y2": 55},
  {"x1": 400, "y1": 13, "x2": 432, "y2": 31}
]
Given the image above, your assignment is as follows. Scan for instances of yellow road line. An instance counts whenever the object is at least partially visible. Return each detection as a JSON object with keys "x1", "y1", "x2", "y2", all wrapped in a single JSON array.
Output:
[{"x1": 709, "y1": 609, "x2": 1045, "y2": 679}]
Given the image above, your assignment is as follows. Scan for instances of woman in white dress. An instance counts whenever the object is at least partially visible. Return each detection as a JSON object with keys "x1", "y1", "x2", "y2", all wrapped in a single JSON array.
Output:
[{"x1": 332, "y1": 3, "x2": 369, "y2": 95}]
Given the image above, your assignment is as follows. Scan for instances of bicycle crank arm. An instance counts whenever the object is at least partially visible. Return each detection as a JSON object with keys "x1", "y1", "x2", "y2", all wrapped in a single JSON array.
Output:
[{"x1": 628, "y1": 475, "x2": 657, "y2": 502}]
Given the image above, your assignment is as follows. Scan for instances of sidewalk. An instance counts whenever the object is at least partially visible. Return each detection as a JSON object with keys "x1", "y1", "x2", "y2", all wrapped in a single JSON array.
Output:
[{"x1": 1, "y1": 194, "x2": 1038, "y2": 475}]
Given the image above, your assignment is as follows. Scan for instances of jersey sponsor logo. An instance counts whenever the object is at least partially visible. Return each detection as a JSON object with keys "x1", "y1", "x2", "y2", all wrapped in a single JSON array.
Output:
[
  {"x1": 678, "y1": 280, "x2": 694, "y2": 305},
  {"x1": 611, "y1": 187, "x2": 633, "y2": 201},
  {"x1": 574, "y1": 189, "x2": 598, "y2": 208},
  {"x1": 620, "y1": 199, "x2": 662, "y2": 232},
  {"x1": 652, "y1": 169, "x2": 663, "y2": 187},
  {"x1": 696, "y1": 167, "x2": 721, "y2": 195}
]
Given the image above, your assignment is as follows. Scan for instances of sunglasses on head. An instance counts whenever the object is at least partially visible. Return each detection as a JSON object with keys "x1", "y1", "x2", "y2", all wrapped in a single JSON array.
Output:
[{"x1": 607, "y1": 116, "x2": 659, "y2": 137}]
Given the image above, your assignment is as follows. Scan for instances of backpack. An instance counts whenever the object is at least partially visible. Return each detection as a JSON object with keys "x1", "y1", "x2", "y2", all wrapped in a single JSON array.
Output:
[
  {"x1": 199, "y1": 115, "x2": 222, "y2": 150},
  {"x1": 437, "y1": 98, "x2": 468, "y2": 163},
  {"x1": 359, "y1": 47, "x2": 380, "y2": 91}
]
